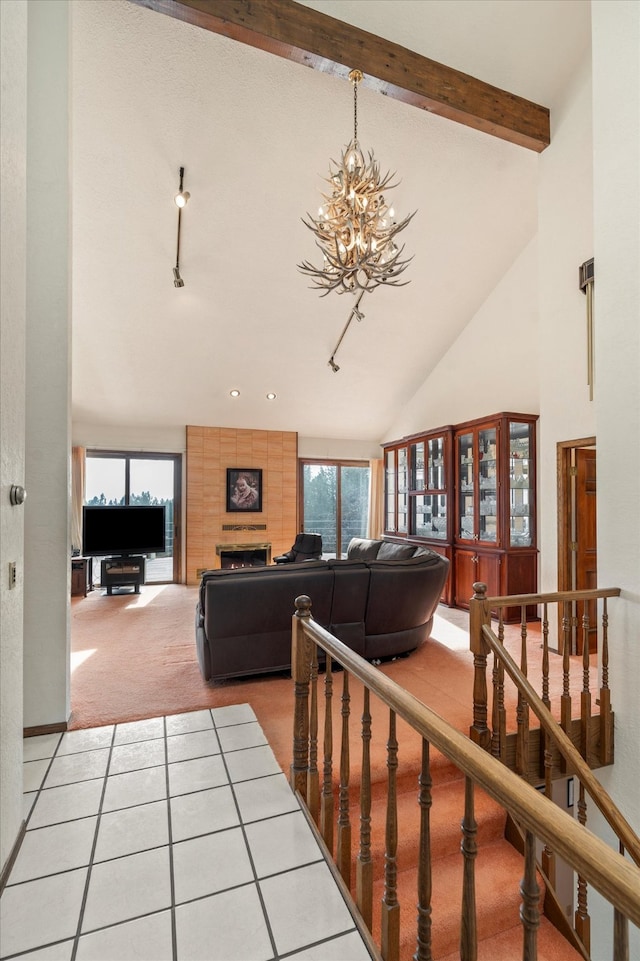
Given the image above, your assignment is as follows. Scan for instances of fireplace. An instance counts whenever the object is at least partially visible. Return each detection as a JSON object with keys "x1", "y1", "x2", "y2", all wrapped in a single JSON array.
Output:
[{"x1": 216, "y1": 542, "x2": 271, "y2": 569}]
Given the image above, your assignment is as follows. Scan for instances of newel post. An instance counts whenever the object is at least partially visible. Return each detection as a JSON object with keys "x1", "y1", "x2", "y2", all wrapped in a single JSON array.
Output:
[
  {"x1": 469, "y1": 582, "x2": 491, "y2": 750},
  {"x1": 291, "y1": 595, "x2": 313, "y2": 800}
]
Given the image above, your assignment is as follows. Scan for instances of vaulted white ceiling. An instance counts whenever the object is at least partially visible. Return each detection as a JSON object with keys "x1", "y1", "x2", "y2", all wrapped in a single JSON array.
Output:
[{"x1": 71, "y1": 0, "x2": 590, "y2": 442}]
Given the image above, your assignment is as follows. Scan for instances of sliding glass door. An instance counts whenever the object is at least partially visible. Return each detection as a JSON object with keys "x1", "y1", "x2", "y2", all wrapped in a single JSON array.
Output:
[
  {"x1": 85, "y1": 451, "x2": 181, "y2": 583},
  {"x1": 300, "y1": 460, "x2": 370, "y2": 558}
]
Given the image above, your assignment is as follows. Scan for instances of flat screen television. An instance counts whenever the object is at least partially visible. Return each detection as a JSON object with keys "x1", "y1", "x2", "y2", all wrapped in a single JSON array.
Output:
[{"x1": 82, "y1": 505, "x2": 166, "y2": 557}]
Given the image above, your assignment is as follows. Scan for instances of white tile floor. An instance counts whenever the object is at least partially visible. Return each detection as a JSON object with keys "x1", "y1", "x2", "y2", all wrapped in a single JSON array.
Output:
[{"x1": 1, "y1": 706, "x2": 372, "y2": 961}]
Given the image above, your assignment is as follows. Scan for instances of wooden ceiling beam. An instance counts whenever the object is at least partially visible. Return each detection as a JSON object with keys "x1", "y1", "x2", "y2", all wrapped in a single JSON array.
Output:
[{"x1": 129, "y1": 0, "x2": 550, "y2": 152}]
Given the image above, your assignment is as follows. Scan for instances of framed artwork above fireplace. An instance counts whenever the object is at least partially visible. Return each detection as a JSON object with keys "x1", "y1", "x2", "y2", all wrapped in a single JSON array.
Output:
[{"x1": 227, "y1": 468, "x2": 262, "y2": 512}]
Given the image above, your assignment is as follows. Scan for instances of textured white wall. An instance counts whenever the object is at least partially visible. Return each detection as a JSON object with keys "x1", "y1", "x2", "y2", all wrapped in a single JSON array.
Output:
[
  {"x1": 537, "y1": 53, "x2": 595, "y2": 598},
  {"x1": 72, "y1": 422, "x2": 186, "y2": 453},
  {"x1": 0, "y1": 0, "x2": 27, "y2": 875},
  {"x1": 589, "y1": 3, "x2": 640, "y2": 957},
  {"x1": 23, "y1": 0, "x2": 71, "y2": 728},
  {"x1": 298, "y1": 436, "x2": 381, "y2": 460},
  {"x1": 381, "y1": 236, "x2": 540, "y2": 444}
]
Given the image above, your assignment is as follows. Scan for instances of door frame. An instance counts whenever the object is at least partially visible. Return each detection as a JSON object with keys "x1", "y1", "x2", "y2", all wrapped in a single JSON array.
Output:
[{"x1": 556, "y1": 436, "x2": 596, "y2": 650}]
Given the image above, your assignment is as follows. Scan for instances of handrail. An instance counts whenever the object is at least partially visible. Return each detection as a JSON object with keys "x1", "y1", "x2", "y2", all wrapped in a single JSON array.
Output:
[
  {"x1": 476, "y1": 586, "x2": 621, "y2": 608},
  {"x1": 481, "y1": 621, "x2": 640, "y2": 868},
  {"x1": 291, "y1": 598, "x2": 640, "y2": 929}
]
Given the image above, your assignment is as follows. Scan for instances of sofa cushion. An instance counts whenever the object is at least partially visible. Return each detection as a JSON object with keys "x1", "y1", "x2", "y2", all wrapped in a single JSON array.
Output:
[
  {"x1": 377, "y1": 541, "x2": 418, "y2": 560},
  {"x1": 199, "y1": 560, "x2": 329, "y2": 612},
  {"x1": 327, "y1": 559, "x2": 370, "y2": 655},
  {"x1": 364, "y1": 553, "x2": 450, "y2": 650},
  {"x1": 346, "y1": 537, "x2": 382, "y2": 560},
  {"x1": 199, "y1": 561, "x2": 335, "y2": 681}
]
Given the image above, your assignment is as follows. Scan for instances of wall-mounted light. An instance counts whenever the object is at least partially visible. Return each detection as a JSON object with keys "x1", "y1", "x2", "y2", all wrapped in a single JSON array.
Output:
[
  {"x1": 173, "y1": 166, "x2": 189, "y2": 288},
  {"x1": 579, "y1": 258, "x2": 595, "y2": 401}
]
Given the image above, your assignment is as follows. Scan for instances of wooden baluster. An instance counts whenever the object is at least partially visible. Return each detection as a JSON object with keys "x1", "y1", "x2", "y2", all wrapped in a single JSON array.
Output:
[
  {"x1": 520, "y1": 830, "x2": 540, "y2": 961},
  {"x1": 574, "y1": 782, "x2": 591, "y2": 954},
  {"x1": 490, "y1": 612, "x2": 507, "y2": 763},
  {"x1": 540, "y1": 602, "x2": 552, "y2": 786},
  {"x1": 414, "y1": 738, "x2": 433, "y2": 961},
  {"x1": 541, "y1": 602, "x2": 550, "y2": 711},
  {"x1": 541, "y1": 737, "x2": 556, "y2": 888},
  {"x1": 516, "y1": 606, "x2": 529, "y2": 778},
  {"x1": 581, "y1": 610, "x2": 592, "y2": 763},
  {"x1": 357, "y1": 687, "x2": 373, "y2": 930},
  {"x1": 469, "y1": 583, "x2": 491, "y2": 749},
  {"x1": 613, "y1": 841, "x2": 629, "y2": 961},
  {"x1": 321, "y1": 655, "x2": 334, "y2": 853},
  {"x1": 307, "y1": 644, "x2": 319, "y2": 823},
  {"x1": 381, "y1": 710, "x2": 400, "y2": 961},
  {"x1": 496, "y1": 614, "x2": 507, "y2": 764},
  {"x1": 291, "y1": 595, "x2": 312, "y2": 800},
  {"x1": 460, "y1": 776, "x2": 478, "y2": 961},
  {"x1": 541, "y1": 605, "x2": 555, "y2": 884},
  {"x1": 490, "y1": 647, "x2": 500, "y2": 760},
  {"x1": 600, "y1": 598, "x2": 613, "y2": 765},
  {"x1": 560, "y1": 601, "x2": 572, "y2": 774},
  {"x1": 337, "y1": 671, "x2": 351, "y2": 887}
]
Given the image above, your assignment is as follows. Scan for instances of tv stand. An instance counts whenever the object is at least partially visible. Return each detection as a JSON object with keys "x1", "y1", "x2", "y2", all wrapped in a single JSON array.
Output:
[{"x1": 101, "y1": 556, "x2": 145, "y2": 595}]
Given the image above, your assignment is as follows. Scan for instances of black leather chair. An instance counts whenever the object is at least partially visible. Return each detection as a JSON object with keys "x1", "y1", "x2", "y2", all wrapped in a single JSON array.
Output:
[{"x1": 273, "y1": 532, "x2": 323, "y2": 564}]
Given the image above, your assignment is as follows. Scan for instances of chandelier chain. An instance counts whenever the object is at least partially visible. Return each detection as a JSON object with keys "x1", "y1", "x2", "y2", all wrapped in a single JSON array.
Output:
[{"x1": 353, "y1": 75, "x2": 358, "y2": 142}]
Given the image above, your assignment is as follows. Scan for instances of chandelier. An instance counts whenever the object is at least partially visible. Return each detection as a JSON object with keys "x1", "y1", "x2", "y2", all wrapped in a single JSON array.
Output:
[{"x1": 298, "y1": 69, "x2": 415, "y2": 298}]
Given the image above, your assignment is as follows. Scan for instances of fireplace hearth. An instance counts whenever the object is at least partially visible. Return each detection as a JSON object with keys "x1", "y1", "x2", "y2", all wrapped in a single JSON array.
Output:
[{"x1": 216, "y1": 542, "x2": 271, "y2": 569}]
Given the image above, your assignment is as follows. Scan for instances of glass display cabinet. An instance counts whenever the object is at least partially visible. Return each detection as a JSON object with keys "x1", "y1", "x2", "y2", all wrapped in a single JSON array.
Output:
[
  {"x1": 384, "y1": 412, "x2": 537, "y2": 618},
  {"x1": 384, "y1": 428, "x2": 453, "y2": 604},
  {"x1": 453, "y1": 413, "x2": 538, "y2": 615}
]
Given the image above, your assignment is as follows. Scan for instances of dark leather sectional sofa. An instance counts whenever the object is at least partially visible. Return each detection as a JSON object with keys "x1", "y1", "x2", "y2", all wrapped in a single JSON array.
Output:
[{"x1": 195, "y1": 538, "x2": 450, "y2": 682}]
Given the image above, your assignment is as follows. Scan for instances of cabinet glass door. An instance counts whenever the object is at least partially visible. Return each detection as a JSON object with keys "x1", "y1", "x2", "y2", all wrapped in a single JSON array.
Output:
[
  {"x1": 418, "y1": 436, "x2": 447, "y2": 538},
  {"x1": 427, "y1": 437, "x2": 445, "y2": 490},
  {"x1": 412, "y1": 442, "x2": 425, "y2": 491},
  {"x1": 397, "y1": 447, "x2": 408, "y2": 533},
  {"x1": 458, "y1": 432, "x2": 474, "y2": 540},
  {"x1": 509, "y1": 421, "x2": 533, "y2": 546},
  {"x1": 478, "y1": 428, "x2": 497, "y2": 543},
  {"x1": 385, "y1": 450, "x2": 396, "y2": 532}
]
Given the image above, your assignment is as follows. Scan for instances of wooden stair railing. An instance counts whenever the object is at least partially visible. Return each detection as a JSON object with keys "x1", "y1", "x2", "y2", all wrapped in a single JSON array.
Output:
[
  {"x1": 469, "y1": 582, "x2": 639, "y2": 959},
  {"x1": 290, "y1": 594, "x2": 640, "y2": 961},
  {"x1": 469, "y1": 583, "x2": 620, "y2": 771}
]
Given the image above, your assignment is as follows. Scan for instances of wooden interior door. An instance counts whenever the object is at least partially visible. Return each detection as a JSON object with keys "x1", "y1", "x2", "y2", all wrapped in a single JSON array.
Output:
[
  {"x1": 575, "y1": 448, "x2": 597, "y2": 653},
  {"x1": 557, "y1": 439, "x2": 597, "y2": 654}
]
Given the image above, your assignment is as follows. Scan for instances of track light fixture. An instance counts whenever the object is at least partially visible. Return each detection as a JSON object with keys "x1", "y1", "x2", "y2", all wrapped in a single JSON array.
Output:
[{"x1": 173, "y1": 166, "x2": 189, "y2": 288}]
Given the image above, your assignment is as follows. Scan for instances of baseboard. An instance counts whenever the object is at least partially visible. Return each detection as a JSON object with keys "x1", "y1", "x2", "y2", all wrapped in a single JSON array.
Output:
[
  {"x1": 23, "y1": 720, "x2": 67, "y2": 738},
  {"x1": 0, "y1": 819, "x2": 26, "y2": 895}
]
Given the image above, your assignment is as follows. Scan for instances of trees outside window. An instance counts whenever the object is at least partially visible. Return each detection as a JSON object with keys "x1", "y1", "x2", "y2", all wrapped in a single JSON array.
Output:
[{"x1": 301, "y1": 460, "x2": 370, "y2": 558}]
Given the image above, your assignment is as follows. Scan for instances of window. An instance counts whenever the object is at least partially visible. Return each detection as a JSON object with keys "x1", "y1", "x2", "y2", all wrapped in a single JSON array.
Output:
[
  {"x1": 85, "y1": 451, "x2": 181, "y2": 583},
  {"x1": 300, "y1": 460, "x2": 370, "y2": 558}
]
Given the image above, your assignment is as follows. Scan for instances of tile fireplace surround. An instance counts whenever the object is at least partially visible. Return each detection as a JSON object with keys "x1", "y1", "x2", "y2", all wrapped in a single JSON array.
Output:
[{"x1": 185, "y1": 425, "x2": 298, "y2": 584}]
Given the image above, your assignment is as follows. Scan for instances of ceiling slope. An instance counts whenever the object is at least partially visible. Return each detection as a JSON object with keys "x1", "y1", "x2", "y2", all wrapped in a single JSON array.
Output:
[{"x1": 70, "y1": 1, "x2": 589, "y2": 442}]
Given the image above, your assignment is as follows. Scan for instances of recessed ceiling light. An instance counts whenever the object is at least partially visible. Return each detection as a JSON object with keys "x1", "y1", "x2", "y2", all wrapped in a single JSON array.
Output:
[
  {"x1": 230, "y1": 389, "x2": 240, "y2": 398},
  {"x1": 266, "y1": 392, "x2": 277, "y2": 401}
]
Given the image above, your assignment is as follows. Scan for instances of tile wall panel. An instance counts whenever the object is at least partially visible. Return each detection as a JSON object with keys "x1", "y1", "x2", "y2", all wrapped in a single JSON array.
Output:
[{"x1": 186, "y1": 426, "x2": 298, "y2": 585}]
